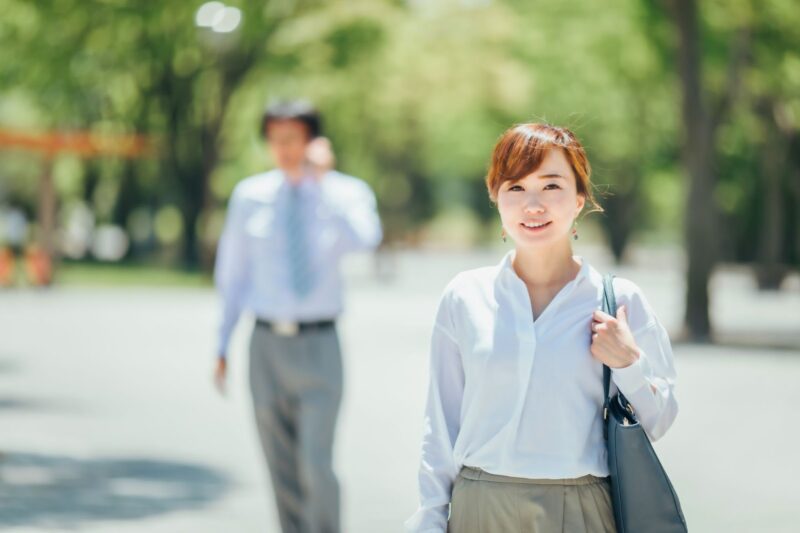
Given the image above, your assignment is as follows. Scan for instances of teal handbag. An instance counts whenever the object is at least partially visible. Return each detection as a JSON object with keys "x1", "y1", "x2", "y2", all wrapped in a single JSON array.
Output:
[{"x1": 602, "y1": 274, "x2": 688, "y2": 533}]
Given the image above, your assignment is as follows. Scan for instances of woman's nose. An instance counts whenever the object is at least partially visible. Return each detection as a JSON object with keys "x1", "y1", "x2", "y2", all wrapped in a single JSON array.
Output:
[{"x1": 523, "y1": 194, "x2": 545, "y2": 214}]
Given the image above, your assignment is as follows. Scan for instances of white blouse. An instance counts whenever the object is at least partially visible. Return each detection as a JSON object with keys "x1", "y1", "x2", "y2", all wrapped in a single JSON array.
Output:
[{"x1": 405, "y1": 251, "x2": 679, "y2": 532}]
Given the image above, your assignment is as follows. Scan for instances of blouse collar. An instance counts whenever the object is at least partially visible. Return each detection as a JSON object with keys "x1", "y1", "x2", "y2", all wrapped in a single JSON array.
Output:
[{"x1": 496, "y1": 249, "x2": 590, "y2": 323}]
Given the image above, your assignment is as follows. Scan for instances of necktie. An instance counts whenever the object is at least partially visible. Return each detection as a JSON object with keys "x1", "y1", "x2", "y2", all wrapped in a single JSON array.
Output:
[{"x1": 285, "y1": 185, "x2": 315, "y2": 297}]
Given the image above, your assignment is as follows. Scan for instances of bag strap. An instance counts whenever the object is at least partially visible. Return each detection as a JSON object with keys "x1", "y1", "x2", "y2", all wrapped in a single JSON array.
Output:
[
  {"x1": 601, "y1": 274, "x2": 616, "y2": 405},
  {"x1": 601, "y1": 273, "x2": 630, "y2": 439}
]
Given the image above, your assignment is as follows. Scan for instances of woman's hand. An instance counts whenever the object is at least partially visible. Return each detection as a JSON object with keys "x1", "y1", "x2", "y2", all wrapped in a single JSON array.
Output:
[{"x1": 590, "y1": 305, "x2": 640, "y2": 369}]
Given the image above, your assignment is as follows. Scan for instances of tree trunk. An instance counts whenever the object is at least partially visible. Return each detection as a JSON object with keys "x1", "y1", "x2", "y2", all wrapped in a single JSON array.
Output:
[
  {"x1": 37, "y1": 159, "x2": 56, "y2": 259},
  {"x1": 601, "y1": 162, "x2": 640, "y2": 264},
  {"x1": 791, "y1": 135, "x2": 800, "y2": 268},
  {"x1": 671, "y1": 0, "x2": 716, "y2": 341},
  {"x1": 181, "y1": 200, "x2": 201, "y2": 269},
  {"x1": 755, "y1": 100, "x2": 789, "y2": 289}
]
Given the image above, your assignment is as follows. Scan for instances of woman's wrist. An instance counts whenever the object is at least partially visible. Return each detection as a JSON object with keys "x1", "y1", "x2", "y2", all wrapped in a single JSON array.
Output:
[{"x1": 614, "y1": 345, "x2": 641, "y2": 369}]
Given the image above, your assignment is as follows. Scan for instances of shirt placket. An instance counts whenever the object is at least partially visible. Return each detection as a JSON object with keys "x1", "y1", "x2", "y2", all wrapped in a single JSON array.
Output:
[{"x1": 500, "y1": 265, "x2": 585, "y2": 462}]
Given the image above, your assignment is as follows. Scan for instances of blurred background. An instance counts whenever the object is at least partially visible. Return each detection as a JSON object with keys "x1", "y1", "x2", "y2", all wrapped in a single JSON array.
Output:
[{"x1": 1, "y1": 0, "x2": 799, "y2": 531}]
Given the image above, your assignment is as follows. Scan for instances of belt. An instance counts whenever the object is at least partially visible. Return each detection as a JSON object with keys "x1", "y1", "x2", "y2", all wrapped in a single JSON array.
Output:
[{"x1": 255, "y1": 318, "x2": 335, "y2": 337}]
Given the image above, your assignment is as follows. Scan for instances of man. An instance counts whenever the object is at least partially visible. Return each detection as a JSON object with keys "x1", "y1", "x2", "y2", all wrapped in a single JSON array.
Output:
[{"x1": 213, "y1": 100, "x2": 382, "y2": 533}]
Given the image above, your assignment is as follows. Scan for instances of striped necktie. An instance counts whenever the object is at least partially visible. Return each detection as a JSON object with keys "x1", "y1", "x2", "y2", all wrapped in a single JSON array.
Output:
[{"x1": 284, "y1": 185, "x2": 315, "y2": 298}]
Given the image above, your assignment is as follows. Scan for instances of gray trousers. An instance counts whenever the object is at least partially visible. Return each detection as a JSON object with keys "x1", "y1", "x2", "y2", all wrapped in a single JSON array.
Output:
[{"x1": 249, "y1": 323, "x2": 343, "y2": 533}]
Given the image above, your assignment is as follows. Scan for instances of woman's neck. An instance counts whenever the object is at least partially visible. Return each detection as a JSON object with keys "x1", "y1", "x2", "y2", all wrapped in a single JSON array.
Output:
[{"x1": 512, "y1": 241, "x2": 580, "y2": 288}]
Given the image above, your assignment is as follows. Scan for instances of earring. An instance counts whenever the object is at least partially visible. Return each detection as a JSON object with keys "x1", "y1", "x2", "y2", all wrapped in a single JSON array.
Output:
[
  {"x1": 501, "y1": 228, "x2": 507, "y2": 243},
  {"x1": 572, "y1": 223, "x2": 579, "y2": 241}
]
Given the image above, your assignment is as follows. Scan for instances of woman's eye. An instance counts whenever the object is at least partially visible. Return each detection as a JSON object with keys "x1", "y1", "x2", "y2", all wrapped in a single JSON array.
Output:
[
  {"x1": 544, "y1": 184, "x2": 561, "y2": 190},
  {"x1": 509, "y1": 185, "x2": 524, "y2": 191}
]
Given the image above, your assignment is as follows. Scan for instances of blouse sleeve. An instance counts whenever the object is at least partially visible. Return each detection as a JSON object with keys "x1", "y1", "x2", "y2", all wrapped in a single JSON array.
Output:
[
  {"x1": 611, "y1": 279, "x2": 679, "y2": 442},
  {"x1": 405, "y1": 289, "x2": 465, "y2": 533}
]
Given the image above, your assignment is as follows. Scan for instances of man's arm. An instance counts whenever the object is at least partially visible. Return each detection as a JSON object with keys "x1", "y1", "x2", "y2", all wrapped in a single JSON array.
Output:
[
  {"x1": 212, "y1": 187, "x2": 251, "y2": 392},
  {"x1": 308, "y1": 138, "x2": 383, "y2": 253},
  {"x1": 324, "y1": 178, "x2": 382, "y2": 253}
]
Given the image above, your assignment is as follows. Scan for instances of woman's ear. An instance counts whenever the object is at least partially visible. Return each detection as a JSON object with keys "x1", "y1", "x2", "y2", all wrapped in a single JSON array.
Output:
[{"x1": 576, "y1": 193, "x2": 586, "y2": 215}]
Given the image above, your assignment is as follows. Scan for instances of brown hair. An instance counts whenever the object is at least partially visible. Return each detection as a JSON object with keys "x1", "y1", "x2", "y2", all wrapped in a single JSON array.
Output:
[{"x1": 485, "y1": 123, "x2": 603, "y2": 215}]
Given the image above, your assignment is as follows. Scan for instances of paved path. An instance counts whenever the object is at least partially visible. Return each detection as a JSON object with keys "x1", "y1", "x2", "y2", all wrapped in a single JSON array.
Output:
[{"x1": 1, "y1": 247, "x2": 799, "y2": 532}]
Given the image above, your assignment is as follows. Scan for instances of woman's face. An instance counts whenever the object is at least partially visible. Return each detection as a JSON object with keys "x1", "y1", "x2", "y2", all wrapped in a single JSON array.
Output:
[{"x1": 496, "y1": 148, "x2": 586, "y2": 247}]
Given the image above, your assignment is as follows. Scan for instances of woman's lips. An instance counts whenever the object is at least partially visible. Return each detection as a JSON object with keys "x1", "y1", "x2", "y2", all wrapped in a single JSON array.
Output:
[{"x1": 519, "y1": 221, "x2": 552, "y2": 233}]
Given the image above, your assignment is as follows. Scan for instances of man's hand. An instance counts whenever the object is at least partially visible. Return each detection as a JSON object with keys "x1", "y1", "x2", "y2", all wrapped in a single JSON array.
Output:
[
  {"x1": 213, "y1": 357, "x2": 227, "y2": 395},
  {"x1": 589, "y1": 305, "x2": 640, "y2": 369},
  {"x1": 306, "y1": 136, "x2": 335, "y2": 179}
]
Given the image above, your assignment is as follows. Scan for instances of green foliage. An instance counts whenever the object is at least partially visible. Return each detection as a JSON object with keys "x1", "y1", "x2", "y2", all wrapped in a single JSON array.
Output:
[{"x1": 0, "y1": 0, "x2": 797, "y2": 267}]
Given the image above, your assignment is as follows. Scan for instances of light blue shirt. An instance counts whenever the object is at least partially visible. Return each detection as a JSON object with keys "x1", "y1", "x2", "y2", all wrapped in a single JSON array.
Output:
[{"x1": 214, "y1": 169, "x2": 382, "y2": 356}]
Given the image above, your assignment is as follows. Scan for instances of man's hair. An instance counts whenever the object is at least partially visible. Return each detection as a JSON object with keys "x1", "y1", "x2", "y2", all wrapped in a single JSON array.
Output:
[{"x1": 260, "y1": 100, "x2": 322, "y2": 139}]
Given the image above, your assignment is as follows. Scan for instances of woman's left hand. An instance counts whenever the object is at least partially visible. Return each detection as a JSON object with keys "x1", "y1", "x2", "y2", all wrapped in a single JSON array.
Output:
[{"x1": 590, "y1": 305, "x2": 640, "y2": 369}]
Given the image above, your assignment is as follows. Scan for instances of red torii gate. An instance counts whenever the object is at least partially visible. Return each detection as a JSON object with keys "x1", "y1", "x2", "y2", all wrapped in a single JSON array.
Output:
[{"x1": 0, "y1": 128, "x2": 154, "y2": 284}]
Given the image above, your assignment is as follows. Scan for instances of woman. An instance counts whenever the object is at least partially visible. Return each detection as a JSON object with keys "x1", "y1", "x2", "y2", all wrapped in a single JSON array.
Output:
[{"x1": 405, "y1": 123, "x2": 679, "y2": 533}]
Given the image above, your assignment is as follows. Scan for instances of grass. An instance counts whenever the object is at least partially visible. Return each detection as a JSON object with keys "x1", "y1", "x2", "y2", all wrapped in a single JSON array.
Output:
[{"x1": 55, "y1": 261, "x2": 212, "y2": 288}]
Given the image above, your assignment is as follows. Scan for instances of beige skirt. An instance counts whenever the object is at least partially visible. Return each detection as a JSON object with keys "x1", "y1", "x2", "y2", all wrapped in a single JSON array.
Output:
[{"x1": 448, "y1": 466, "x2": 617, "y2": 533}]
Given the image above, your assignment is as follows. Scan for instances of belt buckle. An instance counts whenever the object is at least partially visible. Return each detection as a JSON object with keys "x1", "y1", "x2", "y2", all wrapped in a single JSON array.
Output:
[{"x1": 272, "y1": 320, "x2": 299, "y2": 337}]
